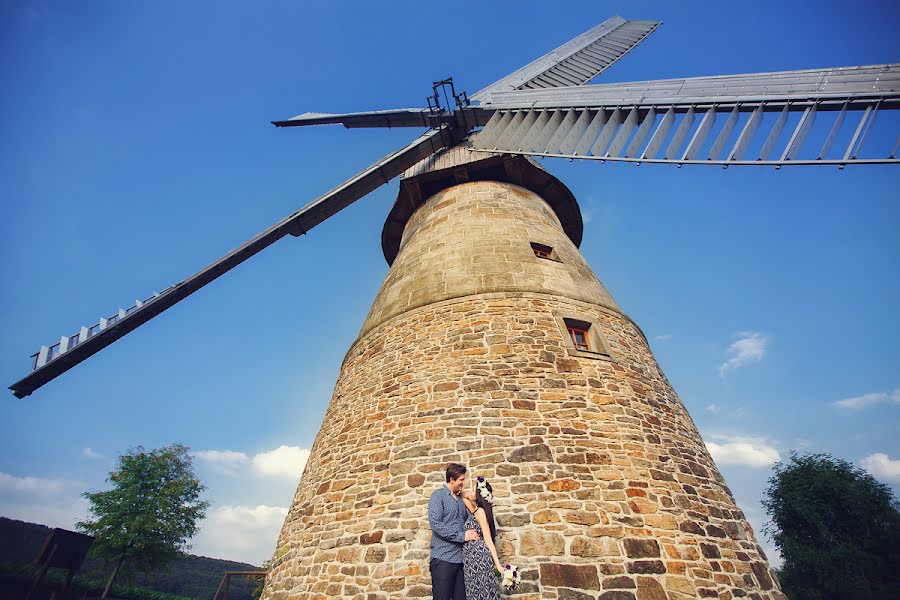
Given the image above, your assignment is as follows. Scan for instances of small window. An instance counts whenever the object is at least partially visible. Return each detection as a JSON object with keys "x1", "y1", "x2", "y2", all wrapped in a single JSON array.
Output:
[
  {"x1": 559, "y1": 316, "x2": 611, "y2": 359},
  {"x1": 531, "y1": 242, "x2": 555, "y2": 260},
  {"x1": 567, "y1": 326, "x2": 590, "y2": 351}
]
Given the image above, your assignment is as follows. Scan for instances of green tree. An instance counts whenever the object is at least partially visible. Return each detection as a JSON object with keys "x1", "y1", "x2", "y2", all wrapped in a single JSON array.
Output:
[
  {"x1": 78, "y1": 443, "x2": 210, "y2": 598},
  {"x1": 762, "y1": 452, "x2": 900, "y2": 600}
]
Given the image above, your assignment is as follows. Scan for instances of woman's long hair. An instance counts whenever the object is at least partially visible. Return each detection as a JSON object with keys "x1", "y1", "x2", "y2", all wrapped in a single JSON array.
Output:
[{"x1": 476, "y1": 479, "x2": 497, "y2": 542}]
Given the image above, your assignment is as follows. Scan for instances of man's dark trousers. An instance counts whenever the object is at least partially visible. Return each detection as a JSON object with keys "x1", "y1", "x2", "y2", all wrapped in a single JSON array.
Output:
[{"x1": 430, "y1": 557, "x2": 465, "y2": 600}]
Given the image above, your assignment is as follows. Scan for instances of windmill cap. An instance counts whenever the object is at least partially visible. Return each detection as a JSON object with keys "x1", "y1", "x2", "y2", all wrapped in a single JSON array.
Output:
[{"x1": 382, "y1": 144, "x2": 583, "y2": 265}]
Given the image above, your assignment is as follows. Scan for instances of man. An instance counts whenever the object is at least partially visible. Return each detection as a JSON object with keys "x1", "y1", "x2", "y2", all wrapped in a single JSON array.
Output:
[{"x1": 428, "y1": 462, "x2": 479, "y2": 600}]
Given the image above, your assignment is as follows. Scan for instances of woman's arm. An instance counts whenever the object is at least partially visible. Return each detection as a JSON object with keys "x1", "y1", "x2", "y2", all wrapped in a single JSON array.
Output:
[{"x1": 474, "y1": 508, "x2": 503, "y2": 572}]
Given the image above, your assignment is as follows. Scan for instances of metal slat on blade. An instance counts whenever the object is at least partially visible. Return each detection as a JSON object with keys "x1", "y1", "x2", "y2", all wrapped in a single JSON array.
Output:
[
  {"x1": 546, "y1": 109, "x2": 579, "y2": 153},
  {"x1": 781, "y1": 104, "x2": 817, "y2": 162},
  {"x1": 473, "y1": 110, "x2": 506, "y2": 150},
  {"x1": 508, "y1": 110, "x2": 540, "y2": 151},
  {"x1": 10, "y1": 126, "x2": 459, "y2": 398},
  {"x1": 606, "y1": 107, "x2": 639, "y2": 157},
  {"x1": 483, "y1": 111, "x2": 515, "y2": 150},
  {"x1": 625, "y1": 107, "x2": 657, "y2": 158},
  {"x1": 759, "y1": 105, "x2": 789, "y2": 160},
  {"x1": 850, "y1": 101, "x2": 879, "y2": 160},
  {"x1": 575, "y1": 110, "x2": 608, "y2": 155},
  {"x1": 473, "y1": 17, "x2": 660, "y2": 101},
  {"x1": 843, "y1": 104, "x2": 874, "y2": 162},
  {"x1": 591, "y1": 108, "x2": 623, "y2": 156},
  {"x1": 494, "y1": 111, "x2": 528, "y2": 151},
  {"x1": 558, "y1": 109, "x2": 593, "y2": 155},
  {"x1": 818, "y1": 102, "x2": 847, "y2": 159},
  {"x1": 520, "y1": 110, "x2": 553, "y2": 151},
  {"x1": 682, "y1": 107, "x2": 716, "y2": 161},
  {"x1": 708, "y1": 105, "x2": 740, "y2": 160},
  {"x1": 728, "y1": 105, "x2": 764, "y2": 161},
  {"x1": 642, "y1": 107, "x2": 674, "y2": 159},
  {"x1": 664, "y1": 107, "x2": 695, "y2": 159},
  {"x1": 534, "y1": 110, "x2": 565, "y2": 152}
]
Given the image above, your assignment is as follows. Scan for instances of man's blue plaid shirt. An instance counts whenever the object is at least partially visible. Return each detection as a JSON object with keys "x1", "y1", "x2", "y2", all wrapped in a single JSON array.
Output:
[{"x1": 428, "y1": 485, "x2": 467, "y2": 563}]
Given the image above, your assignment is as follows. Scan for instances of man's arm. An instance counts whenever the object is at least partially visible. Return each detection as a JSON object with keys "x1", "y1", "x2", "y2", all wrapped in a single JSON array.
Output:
[{"x1": 428, "y1": 492, "x2": 466, "y2": 543}]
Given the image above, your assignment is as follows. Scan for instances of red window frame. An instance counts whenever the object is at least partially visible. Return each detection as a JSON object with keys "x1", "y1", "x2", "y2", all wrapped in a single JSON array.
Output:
[{"x1": 567, "y1": 326, "x2": 590, "y2": 351}]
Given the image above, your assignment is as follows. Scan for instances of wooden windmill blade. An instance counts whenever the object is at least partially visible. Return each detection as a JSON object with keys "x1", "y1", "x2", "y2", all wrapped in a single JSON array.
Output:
[
  {"x1": 9, "y1": 125, "x2": 464, "y2": 398},
  {"x1": 473, "y1": 64, "x2": 900, "y2": 166}
]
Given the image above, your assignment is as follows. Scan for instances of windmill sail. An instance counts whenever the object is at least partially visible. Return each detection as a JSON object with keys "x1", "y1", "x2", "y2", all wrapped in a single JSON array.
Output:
[
  {"x1": 472, "y1": 16, "x2": 660, "y2": 101},
  {"x1": 11, "y1": 14, "x2": 900, "y2": 397},
  {"x1": 10, "y1": 126, "x2": 462, "y2": 398},
  {"x1": 473, "y1": 64, "x2": 900, "y2": 166}
]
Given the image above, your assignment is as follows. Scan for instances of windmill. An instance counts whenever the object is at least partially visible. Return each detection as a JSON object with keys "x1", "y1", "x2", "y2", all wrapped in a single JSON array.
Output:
[{"x1": 8, "y1": 12, "x2": 898, "y2": 599}]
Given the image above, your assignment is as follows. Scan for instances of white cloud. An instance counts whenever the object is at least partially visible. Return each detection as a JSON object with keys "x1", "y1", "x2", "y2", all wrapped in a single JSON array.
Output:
[
  {"x1": 82, "y1": 447, "x2": 104, "y2": 460},
  {"x1": 718, "y1": 331, "x2": 767, "y2": 378},
  {"x1": 705, "y1": 434, "x2": 780, "y2": 468},
  {"x1": 860, "y1": 453, "x2": 900, "y2": 483},
  {"x1": 0, "y1": 497, "x2": 90, "y2": 531},
  {"x1": 195, "y1": 450, "x2": 250, "y2": 476},
  {"x1": 252, "y1": 446, "x2": 310, "y2": 479},
  {"x1": 194, "y1": 446, "x2": 310, "y2": 479},
  {"x1": 652, "y1": 334, "x2": 673, "y2": 343},
  {"x1": 706, "y1": 403, "x2": 720, "y2": 413},
  {"x1": 191, "y1": 505, "x2": 288, "y2": 565},
  {"x1": 0, "y1": 472, "x2": 89, "y2": 531},
  {"x1": 0, "y1": 472, "x2": 66, "y2": 496},
  {"x1": 833, "y1": 387, "x2": 900, "y2": 412}
]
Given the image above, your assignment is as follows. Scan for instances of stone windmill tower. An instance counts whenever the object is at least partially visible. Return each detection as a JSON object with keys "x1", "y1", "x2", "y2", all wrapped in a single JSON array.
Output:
[{"x1": 12, "y1": 14, "x2": 898, "y2": 600}]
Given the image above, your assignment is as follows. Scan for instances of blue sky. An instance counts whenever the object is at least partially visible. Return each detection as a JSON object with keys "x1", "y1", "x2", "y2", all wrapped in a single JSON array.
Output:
[{"x1": 1, "y1": 1, "x2": 898, "y2": 566}]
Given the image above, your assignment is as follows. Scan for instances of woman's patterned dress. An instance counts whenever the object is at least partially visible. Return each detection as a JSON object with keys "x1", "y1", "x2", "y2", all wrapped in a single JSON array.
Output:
[{"x1": 463, "y1": 507, "x2": 501, "y2": 600}]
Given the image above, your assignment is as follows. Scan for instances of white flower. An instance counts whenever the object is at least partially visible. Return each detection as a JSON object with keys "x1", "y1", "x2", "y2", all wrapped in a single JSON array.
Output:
[{"x1": 476, "y1": 476, "x2": 494, "y2": 504}]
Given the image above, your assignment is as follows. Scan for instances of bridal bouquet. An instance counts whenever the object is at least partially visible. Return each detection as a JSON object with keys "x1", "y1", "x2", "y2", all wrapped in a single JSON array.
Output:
[{"x1": 499, "y1": 564, "x2": 520, "y2": 592}]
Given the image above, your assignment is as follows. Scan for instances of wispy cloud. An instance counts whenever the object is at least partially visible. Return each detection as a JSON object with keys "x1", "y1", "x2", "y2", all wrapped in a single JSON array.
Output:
[
  {"x1": 706, "y1": 403, "x2": 720, "y2": 413},
  {"x1": 252, "y1": 446, "x2": 310, "y2": 479},
  {"x1": 195, "y1": 446, "x2": 310, "y2": 479},
  {"x1": 82, "y1": 448, "x2": 104, "y2": 460},
  {"x1": 652, "y1": 334, "x2": 673, "y2": 343},
  {"x1": 833, "y1": 387, "x2": 900, "y2": 412},
  {"x1": 704, "y1": 433, "x2": 780, "y2": 467},
  {"x1": 0, "y1": 472, "x2": 89, "y2": 531},
  {"x1": 195, "y1": 450, "x2": 251, "y2": 476},
  {"x1": 718, "y1": 331, "x2": 767, "y2": 378},
  {"x1": 0, "y1": 472, "x2": 67, "y2": 496},
  {"x1": 859, "y1": 453, "x2": 900, "y2": 483},
  {"x1": 192, "y1": 504, "x2": 288, "y2": 565}
]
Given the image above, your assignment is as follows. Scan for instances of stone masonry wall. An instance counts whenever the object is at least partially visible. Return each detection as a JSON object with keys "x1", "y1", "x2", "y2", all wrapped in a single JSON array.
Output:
[{"x1": 262, "y1": 181, "x2": 783, "y2": 600}]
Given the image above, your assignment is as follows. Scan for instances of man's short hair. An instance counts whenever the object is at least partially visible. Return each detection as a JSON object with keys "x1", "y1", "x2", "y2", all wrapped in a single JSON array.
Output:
[{"x1": 446, "y1": 463, "x2": 467, "y2": 482}]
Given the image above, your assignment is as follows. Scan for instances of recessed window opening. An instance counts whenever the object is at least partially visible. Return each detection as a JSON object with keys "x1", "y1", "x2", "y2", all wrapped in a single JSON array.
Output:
[
  {"x1": 558, "y1": 316, "x2": 611, "y2": 359},
  {"x1": 531, "y1": 242, "x2": 554, "y2": 259}
]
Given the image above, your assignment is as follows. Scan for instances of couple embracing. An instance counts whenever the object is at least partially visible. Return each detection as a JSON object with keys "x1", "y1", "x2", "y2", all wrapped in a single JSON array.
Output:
[{"x1": 428, "y1": 462, "x2": 503, "y2": 600}]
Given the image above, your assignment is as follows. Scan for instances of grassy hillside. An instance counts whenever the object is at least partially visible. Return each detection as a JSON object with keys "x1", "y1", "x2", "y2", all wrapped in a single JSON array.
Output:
[{"x1": 0, "y1": 517, "x2": 261, "y2": 600}]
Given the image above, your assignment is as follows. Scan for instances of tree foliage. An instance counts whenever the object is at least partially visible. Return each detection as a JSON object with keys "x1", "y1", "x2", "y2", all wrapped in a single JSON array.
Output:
[
  {"x1": 762, "y1": 452, "x2": 900, "y2": 600},
  {"x1": 78, "y1": 444, "x2": 210, "y2": 597}
]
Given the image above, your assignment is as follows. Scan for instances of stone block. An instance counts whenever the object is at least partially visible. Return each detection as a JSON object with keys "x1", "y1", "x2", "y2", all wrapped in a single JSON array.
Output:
[
  {"x1": 624, "y1": 538, "x2": 660, "y2": 558},
  {"x1": 519, "y1": 530, "x2": 565, "y2": 556},
  {"x1": 540, "y1": 563, "x2": 600, "y2": 590}
]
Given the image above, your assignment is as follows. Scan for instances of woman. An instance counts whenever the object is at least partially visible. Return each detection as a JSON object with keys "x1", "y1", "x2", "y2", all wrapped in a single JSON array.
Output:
[{"x1": 461, "y1": 477, "x2": 503, "y2": 600}]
